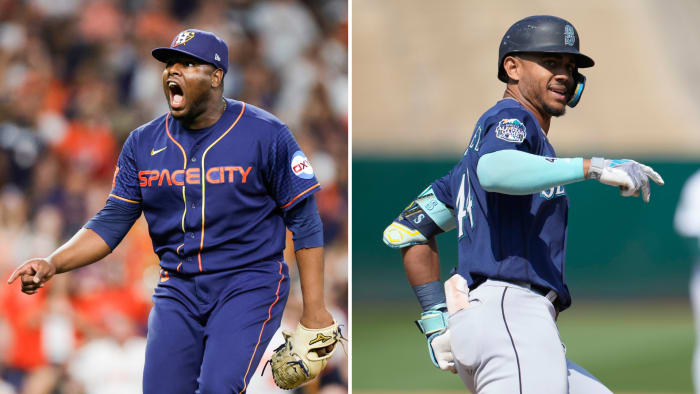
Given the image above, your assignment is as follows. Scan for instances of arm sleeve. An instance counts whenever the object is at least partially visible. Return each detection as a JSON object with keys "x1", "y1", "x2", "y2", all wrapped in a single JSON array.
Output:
[
  {"x1": 282, "y1": 195, "x2": 324, "y2": 250},
  {"x1": 84, "y1": 198, "x2": 142, "y2": 250},
  {"x1": 477, "y1": 150, "x2": 585, "y2": 195},
  {"x1": 266, "y1": 126, "x2": 321, "y2": 211}
]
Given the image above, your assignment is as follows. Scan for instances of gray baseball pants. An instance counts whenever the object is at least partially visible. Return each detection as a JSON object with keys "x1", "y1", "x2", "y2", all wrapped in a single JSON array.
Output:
[{"x1": 449, "y1": 280, "x2": 613, "y2": 394}]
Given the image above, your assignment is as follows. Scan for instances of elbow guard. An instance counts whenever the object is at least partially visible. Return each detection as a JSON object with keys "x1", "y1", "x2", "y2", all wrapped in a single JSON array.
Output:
[{"x1": 383, "y1": 186, "x2": 455, "y2": 249}]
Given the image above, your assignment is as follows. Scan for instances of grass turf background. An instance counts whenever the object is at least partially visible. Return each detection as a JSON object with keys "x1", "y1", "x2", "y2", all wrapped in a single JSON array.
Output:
[{"x1": 352, "y1": 300, "x2": 694, "y2": 393}]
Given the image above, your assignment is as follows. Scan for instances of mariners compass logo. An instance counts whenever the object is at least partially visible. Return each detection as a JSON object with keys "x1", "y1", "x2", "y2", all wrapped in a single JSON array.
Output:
[
  {"x1": 172, "y1": 31, "x2": 196, "y2": 47},
  {"x1": 564, "y1": 25, "x2": 575, "y2": 46}
]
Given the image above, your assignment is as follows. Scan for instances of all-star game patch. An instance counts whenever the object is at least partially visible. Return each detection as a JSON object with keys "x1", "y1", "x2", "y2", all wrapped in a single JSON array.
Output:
[{"x1": 495, "y1": 119, "x2": 527, "y2": 143}]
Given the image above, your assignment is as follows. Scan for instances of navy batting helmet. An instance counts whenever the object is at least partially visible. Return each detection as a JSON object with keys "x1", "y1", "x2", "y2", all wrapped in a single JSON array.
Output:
[{"x1": 497, "y1": 15, "x2": 594, "y2": 107}]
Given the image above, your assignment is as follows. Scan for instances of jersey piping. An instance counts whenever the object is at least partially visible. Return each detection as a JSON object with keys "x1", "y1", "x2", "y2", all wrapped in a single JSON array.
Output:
[
  {"x1": 197, "y1": 102, "x2": 246, "y2": 272},
  {"x1": 164, "y1": 113, "x2": 189, "y2": 233},
  {"x1": 240, "y1": 260, "x2": 285, "y2": 393},
  {"x1": 108, "y1": 193, "x2": 140, "y2": 204},
  {"x1": 280, "y1": 183, "x2": 321, "y2": 209}
]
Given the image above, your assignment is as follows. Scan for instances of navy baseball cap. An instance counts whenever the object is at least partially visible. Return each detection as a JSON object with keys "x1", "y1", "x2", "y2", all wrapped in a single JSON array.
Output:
[{"x1": 152, "y1": 29, "x2": 228, "y2": 74}]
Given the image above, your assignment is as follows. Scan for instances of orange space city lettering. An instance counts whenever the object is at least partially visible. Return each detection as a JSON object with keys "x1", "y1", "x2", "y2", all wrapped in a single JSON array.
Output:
[{"x1": 138, "y1": 166, "x2": 252, "y2": 187}]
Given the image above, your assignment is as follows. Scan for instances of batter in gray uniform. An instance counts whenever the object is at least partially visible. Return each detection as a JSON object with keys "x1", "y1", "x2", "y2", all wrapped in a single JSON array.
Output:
[
  {"x1": 383, "y1": 15, "x2": 664, "y2": 394},
  {"x1": 675, "y1": 170, "x2": 700, "y2": 393}
]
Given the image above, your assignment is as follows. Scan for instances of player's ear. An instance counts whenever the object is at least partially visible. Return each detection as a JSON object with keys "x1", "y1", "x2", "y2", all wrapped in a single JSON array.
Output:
[
  {"x1": 503, "y1": 56, "x2": 521, "y2": 82},
  {"x1": 211, "y1": 68, "x2": 224, "y2": 89}
]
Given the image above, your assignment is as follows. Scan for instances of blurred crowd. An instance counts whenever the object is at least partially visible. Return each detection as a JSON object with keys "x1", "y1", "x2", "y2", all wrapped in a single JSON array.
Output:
[{"x1": 0, "y1": 0, "x2": 347, "y2": 393}]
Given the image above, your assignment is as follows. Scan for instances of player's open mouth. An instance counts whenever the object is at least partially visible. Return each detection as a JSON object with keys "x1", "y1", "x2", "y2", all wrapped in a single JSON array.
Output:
[
  {"x1": 548, "y1": 86, "x2": 568, "y2": 102},
  {"x1": 168, "y1": 81, "x2": 186, "y2": 110}
]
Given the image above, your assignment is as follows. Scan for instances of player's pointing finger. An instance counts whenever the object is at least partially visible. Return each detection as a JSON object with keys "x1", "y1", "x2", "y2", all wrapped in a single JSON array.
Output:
[
  {"x1": 640, "y1": 164, "x2": 664, "y2": 186},
  {"x1": 7, "y1": 263, "x2": 32, "y2": 284}
]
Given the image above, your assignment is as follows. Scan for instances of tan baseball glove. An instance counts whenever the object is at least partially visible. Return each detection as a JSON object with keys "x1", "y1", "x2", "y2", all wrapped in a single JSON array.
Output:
[{"x1": 266, "y1": 321, "x2": 344, "y2": 390}]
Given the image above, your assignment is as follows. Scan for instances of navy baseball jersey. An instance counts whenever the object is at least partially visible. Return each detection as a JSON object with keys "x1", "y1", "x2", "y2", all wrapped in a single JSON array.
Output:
[
  {"x1": 432, "y1": 98, "x2": 572, "y2": 309},
  {"x1": 109, "y1": 98, "x2": 320, "y2": 274}
]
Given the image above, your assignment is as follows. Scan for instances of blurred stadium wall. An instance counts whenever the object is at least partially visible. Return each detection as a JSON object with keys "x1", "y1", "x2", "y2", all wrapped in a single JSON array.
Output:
[
  {"x1": 353, "y1": 0, "x2": 700, "y2": 157},
  {"x1": 0, "y1": 1, "x2": 347, "y2": 393},
  {"x1": 353, "y1": 1, "x2": 699, "y2": 392}
]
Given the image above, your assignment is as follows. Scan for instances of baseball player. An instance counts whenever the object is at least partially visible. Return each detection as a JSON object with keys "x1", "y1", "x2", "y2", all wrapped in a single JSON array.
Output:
[
  {"x1": 383, "y1": 15, "x2": 664, "y2": 393},
  {"x1": 675, "y1": 170, "x2": 700, "y2": 393},
  {"x1": 7, "y1": 29, "x2": 340, "y2": 393}
]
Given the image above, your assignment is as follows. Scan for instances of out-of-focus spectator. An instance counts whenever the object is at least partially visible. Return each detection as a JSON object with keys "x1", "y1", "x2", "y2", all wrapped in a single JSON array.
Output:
[
  {"x1": 0, "y1": 1, "x2": 347, "y2": 392},
  {"x1": 67, "y1": 311, "x2": 146, "y2": 394}
]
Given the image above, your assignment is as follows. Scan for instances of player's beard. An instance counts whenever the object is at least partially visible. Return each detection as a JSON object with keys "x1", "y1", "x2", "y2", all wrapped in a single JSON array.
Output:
[
  {"x1": 536, "y1": 87, "x2": 567, "y2": 117},
  {"x1": 542, "y1": 81, "x2": 572, "y2": 117},
  {"x1": 544, "y1": 102, "x2": 566, "y2": 117},
  {"x1": 172, "y1": 92, "x2": 207, "y2": 123}
]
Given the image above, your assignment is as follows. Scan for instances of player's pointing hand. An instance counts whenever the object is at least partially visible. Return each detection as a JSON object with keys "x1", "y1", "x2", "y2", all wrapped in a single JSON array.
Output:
[
  {"x1": 7, "y1": 258, "x2": 56, "y2": 295},
  {"x1": 586, "y1": 158, "x2": 664, "y2": 203}
]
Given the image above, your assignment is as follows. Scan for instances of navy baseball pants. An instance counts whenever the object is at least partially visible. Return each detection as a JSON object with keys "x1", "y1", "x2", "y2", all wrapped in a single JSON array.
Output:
[{"x1": 142, "y1": 259, "x2": 290, "y2": 394}]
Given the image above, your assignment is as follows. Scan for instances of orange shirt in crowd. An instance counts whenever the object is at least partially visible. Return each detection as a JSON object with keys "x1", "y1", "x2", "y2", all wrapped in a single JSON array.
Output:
[
  {"x1": 54, "y1": 121, "x2": 117, "y2": 179},
  {"x1": 0, "y1": 283, "x2": 47, "y2": 370}
]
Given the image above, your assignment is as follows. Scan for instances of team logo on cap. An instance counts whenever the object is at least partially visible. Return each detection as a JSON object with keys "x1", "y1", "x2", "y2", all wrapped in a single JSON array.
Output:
[
  {"x1": 172, "y1": 31, "x2": 196, "y2": 47},
  {"x1": 564, "y1": 25, "x2": 575, "y2": 47},
  {"x1": 291, "y1": 151, "x2": 314, "y2": 179}
]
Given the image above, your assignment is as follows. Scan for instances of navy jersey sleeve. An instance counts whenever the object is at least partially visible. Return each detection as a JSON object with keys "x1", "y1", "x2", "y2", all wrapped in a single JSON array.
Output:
[
  {"x1": 84, "y1": 199, "x2": 141, "y2": 250},
  {"x1": 109, "y1": 132, "x2": 142, "y2": 205},
  {"x1": 431, "y1": 172, "x2": 454, "y2": 209},
  {"x1": 477, "y1": 109, "x2": 544, "y2": 156},
  {"x1": 267, "y1": 126, "x2": 321, "y2": 211}
]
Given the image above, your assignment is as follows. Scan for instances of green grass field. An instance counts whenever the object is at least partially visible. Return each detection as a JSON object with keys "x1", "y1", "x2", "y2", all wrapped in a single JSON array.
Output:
[{"x1": 352, "y1": 300, "x2": 694, "y2": 393}]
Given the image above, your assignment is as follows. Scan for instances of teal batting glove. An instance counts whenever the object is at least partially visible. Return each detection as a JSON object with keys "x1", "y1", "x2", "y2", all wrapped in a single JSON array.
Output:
[{"x1": 415, "y1": 303, "x2": 456, "y2": 373}]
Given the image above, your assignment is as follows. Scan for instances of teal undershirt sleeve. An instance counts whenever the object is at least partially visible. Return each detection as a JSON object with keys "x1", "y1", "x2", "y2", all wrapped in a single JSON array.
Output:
[{"x1": 476, "y1": 150, "x2": 585, "y2": 195}]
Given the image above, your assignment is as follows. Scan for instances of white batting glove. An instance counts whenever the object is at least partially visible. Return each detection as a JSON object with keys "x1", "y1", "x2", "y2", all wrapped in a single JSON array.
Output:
[
  {"x1": 430, "y1": 328, "x2": 457, "y2": 373},
  {"x1": 586, "y1": 158, "x2": 664, "y2": 202}
]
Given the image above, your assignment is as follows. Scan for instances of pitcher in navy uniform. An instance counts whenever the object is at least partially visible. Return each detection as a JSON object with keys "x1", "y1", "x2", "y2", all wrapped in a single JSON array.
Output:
[
  {"x1": 8, "y1": 29, "x2": 335, "y2": 393},
  {"x1": 383, "y1": 16, "x2": 663, "y2": 393}
]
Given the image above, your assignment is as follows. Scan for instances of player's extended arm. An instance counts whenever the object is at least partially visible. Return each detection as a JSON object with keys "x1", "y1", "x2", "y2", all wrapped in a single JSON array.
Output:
[
  {"x1": 7, "y1": 228, "x2": 111, "y2": 294},
  {"x1": 7, "y1": 198, "x2": 141, "y2": 294},
  {"x1": 477, "y1": 150, "x2": 664, "y2": 202}
]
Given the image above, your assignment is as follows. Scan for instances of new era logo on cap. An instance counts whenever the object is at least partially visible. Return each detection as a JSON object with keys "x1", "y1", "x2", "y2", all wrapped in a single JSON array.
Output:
[{"x1": 215, "y1": 53, "x2": 221, "y2": 61}]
